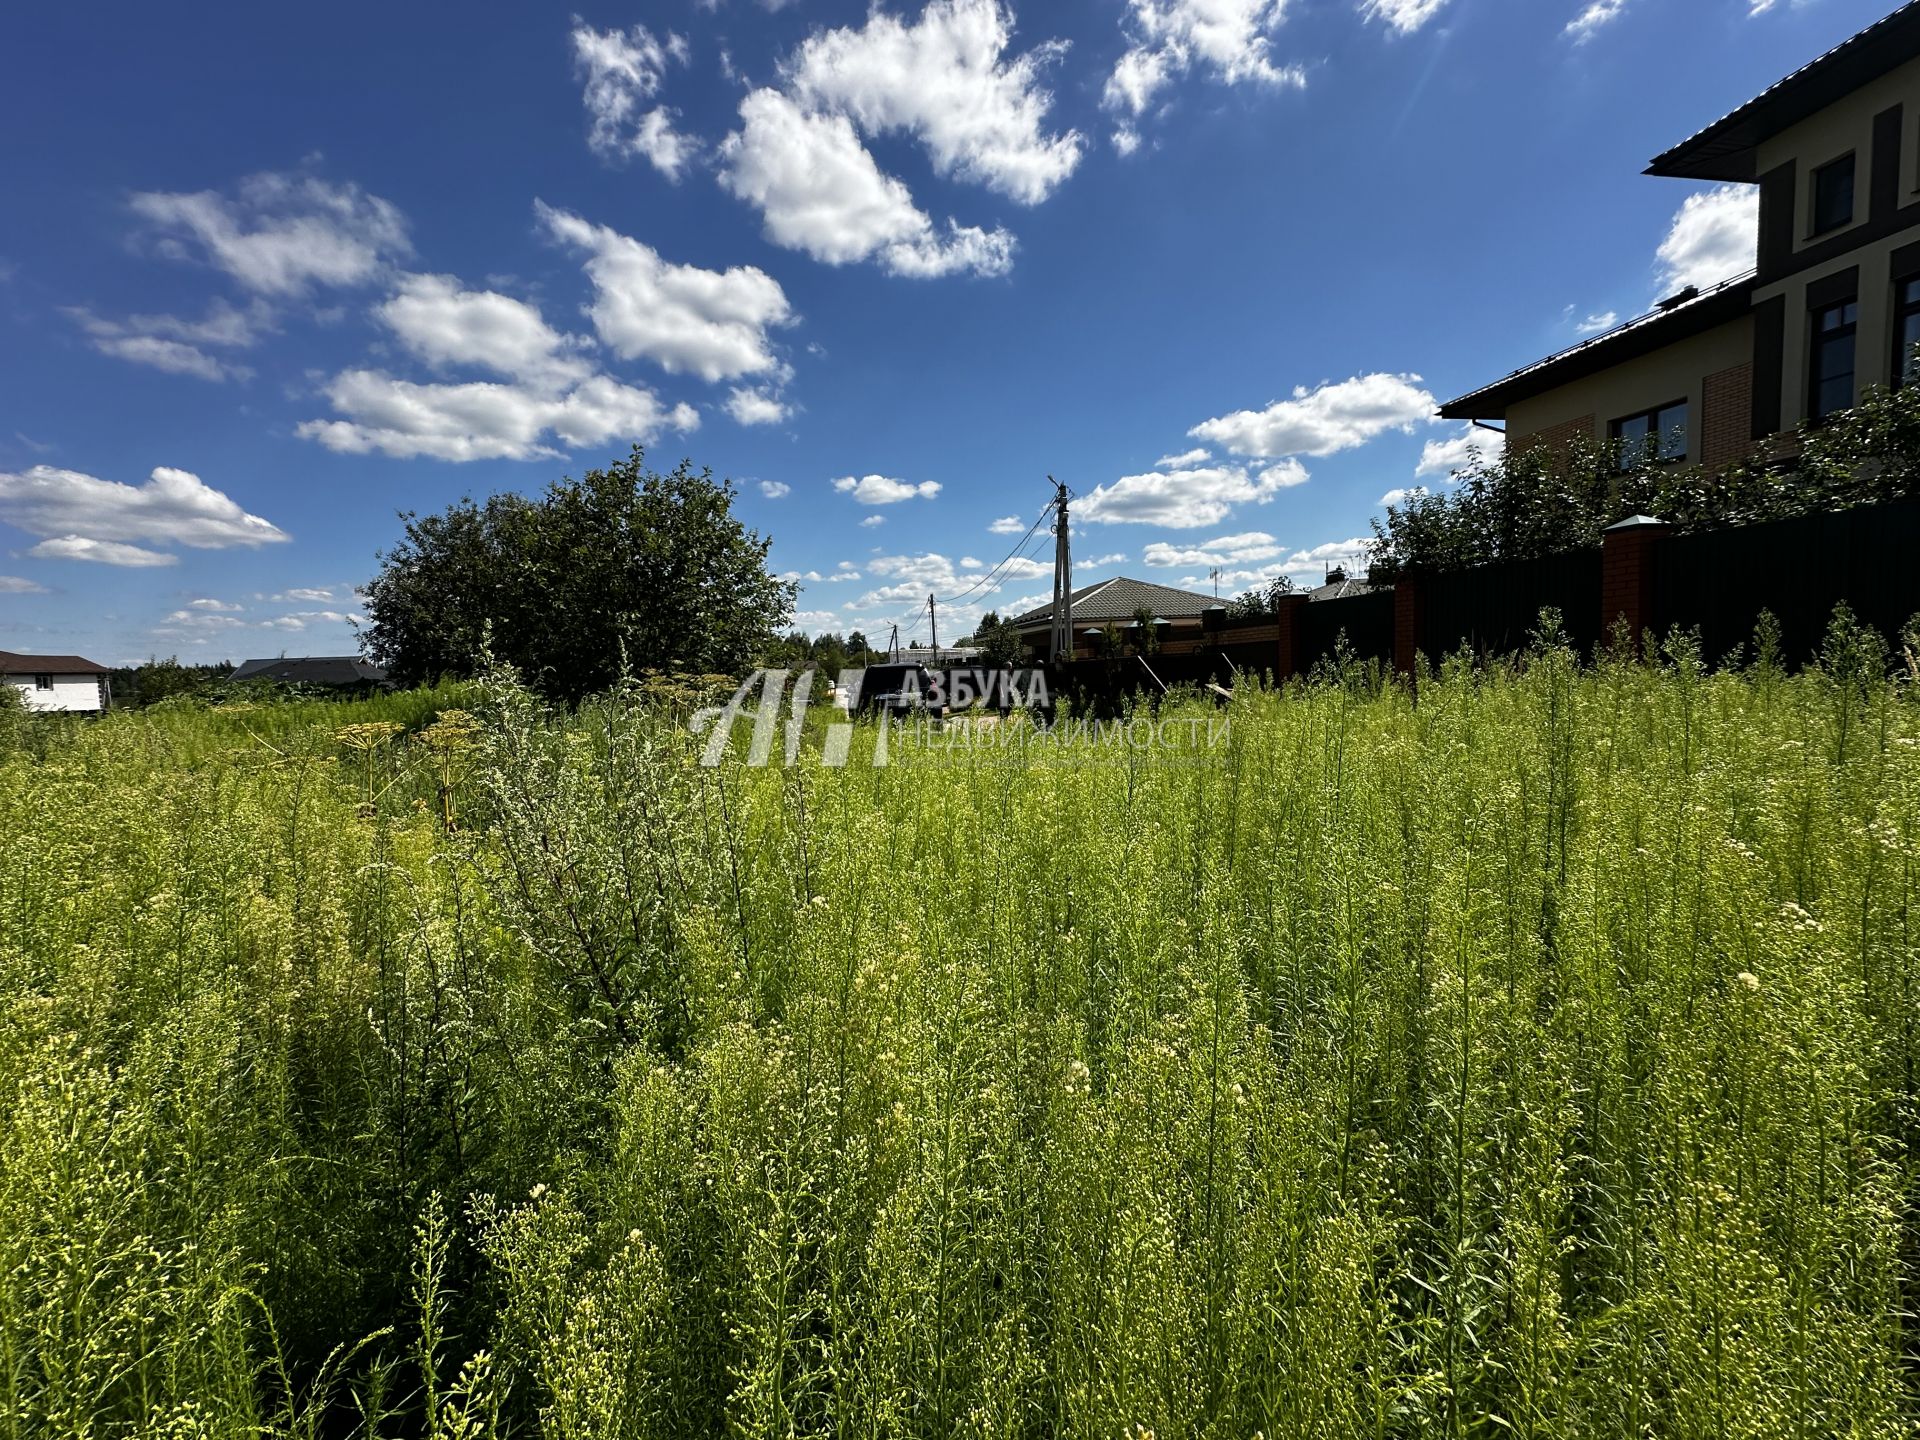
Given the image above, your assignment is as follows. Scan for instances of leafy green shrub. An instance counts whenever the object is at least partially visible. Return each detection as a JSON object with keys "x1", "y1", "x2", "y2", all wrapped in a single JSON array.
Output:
[{"x1": 1373, "y1": 379, "x2": 1920, "y2": 576}]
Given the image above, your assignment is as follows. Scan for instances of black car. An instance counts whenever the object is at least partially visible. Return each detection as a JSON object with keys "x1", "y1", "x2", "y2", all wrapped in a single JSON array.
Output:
[{"x1": 852, "y1": 663, "x2": 944, "y2": 718}]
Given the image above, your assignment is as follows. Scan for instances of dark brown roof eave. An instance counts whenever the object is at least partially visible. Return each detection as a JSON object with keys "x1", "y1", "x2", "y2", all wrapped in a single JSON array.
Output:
[{"x1": 1645, "y1": 1, "x2": 1920, "y2": 182}]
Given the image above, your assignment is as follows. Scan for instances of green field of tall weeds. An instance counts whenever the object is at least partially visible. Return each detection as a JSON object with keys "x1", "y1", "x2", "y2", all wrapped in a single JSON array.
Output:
[{"x1": 2, "y1": 619, "x2": 1917, "y2": 1438}]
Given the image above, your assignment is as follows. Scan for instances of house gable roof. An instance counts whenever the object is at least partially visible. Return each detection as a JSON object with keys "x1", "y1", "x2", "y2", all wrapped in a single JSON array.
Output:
[
  {"x1": 1647, "y1": 1, "x2": 1920, "y2": 181},
  {"x1": 0, "y1": 649, "x2": 109, "y2": 675},
  {"x1": 1437, "y1": 272, "x2": 1757, "y2": 420},
  {"x1": 1011, "y1": 576, "x2": 1219, "y2": 628}
]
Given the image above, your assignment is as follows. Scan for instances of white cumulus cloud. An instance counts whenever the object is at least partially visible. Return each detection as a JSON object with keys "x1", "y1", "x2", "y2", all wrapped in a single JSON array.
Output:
[
  {"x1": 259, "y1": 610, "x2": 361, "y2": 632},
  {"x1": 1103, "y1": 0, "x2": 1305, "y2": 140},
  {"x1": 987, "y1": 515, "x2": 1026, "y2": 534},
  {"x1": 84, "y1": 335, "x2": 245, "y2": 383},
  {"x1": 30, "y1": 536, "x2": 179, "y2": 567},
  {"x1": 783, "y1": 0, "x2": 1082, "y2": 206},
  {"x1": 1189, "y1": 373, "x2": 1436, "y2": 458},
  {"x1": 726, "y1": 387, "x2": 792, "y2": 425},
  {"x1": 1565, "y1": 0, "x2": 1629, "y2": 44},
  {"x1": 1416, "y1": 425, "x2": 1504, "y2": 478},
  {"x1": 540, "y1": 203, "x2": 793, "y2": 381},
  {"x1": 571, "y1": 21, "x2": 700, "y2": 179},
  {"x1": 1361, "y1": 0, "x2": 1452, "y2": 32},
  {"x1": 719, "y1": 89, "x2": 1014, "y2": 278},
  {"x1": 1142, "y1": 531, "x2": 1282, "y2": 567},
  {"x1": 835, "y1": 474, "x2": 942, "y2": 503},
  {"x1": 67, "y1": 298, "x2": 273, "y2": 382},
  {"x1": 1076, "y1": 460, "x2": 1307, "y2": 528},
  {"x1": 1654, "y1": 183, "x2": 1758, "y2": 294},
  {"x1": 0, "y1": 576, "x2": 48, "y2": 594},
  {"x1": 297, "y1": 371, "x2": 698, "y2": 462},
  {"x1": 0, "y1": 465, "x2": 288, "y2": 551},
  {"x1": 377, "y1": 273, "x2": 592, "y2": 388},
  {"x1": 760, "y1": 479, "x2": 792, "y2": 498},
  {"x1": 131, "y1": 172, "x2": 410, "y2": 296}
]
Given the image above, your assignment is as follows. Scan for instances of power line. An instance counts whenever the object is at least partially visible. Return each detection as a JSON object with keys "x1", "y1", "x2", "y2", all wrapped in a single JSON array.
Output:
[{"x1": 865, "y1": 495, "x2": 1060, "y2": 648}]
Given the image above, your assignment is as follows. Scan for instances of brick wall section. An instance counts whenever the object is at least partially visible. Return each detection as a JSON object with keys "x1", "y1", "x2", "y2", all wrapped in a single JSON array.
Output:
[
  {"x1": 1393, "y1": 581, "x2": 1421, "y2": 678},
  {"x1": 1700, "y1": 362, "x2": 1754, "y2": 469},
  {"x1": 1274, "y1": 594, "x2": 1308, "y2": 678},
  {"x1": 1599, "y1": 520, "x2": 1670, "y2": 651},
  {"x1": 1511, "y1": 414, "x2": 1595, "y2": 456}
]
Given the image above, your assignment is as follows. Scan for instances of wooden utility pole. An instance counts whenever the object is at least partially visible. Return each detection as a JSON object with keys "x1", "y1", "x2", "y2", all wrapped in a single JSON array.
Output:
[
  {"x1": 1049, "y1": 477, "x2": 1072, "y2": 662},
  {"x1": 927, "y1": 594, "x2": 939, "y2": 660}
]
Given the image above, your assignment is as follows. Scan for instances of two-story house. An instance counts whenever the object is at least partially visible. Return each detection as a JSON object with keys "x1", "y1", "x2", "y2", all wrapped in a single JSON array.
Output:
[
  {"x1": 0, "y1": 649, "x2": 111, "y2": 713},
  {"x1": 1440, "y1": 2, "x2": 1920, "y2": 465}
]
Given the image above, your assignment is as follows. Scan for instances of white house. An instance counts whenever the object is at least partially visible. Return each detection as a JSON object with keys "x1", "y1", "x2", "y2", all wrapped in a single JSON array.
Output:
[{"x1": 0, "y1": 649, "x2": 111, "y2": 713}]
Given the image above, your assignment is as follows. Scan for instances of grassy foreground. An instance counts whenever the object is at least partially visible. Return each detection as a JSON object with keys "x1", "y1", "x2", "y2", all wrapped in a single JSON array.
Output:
[{"x1": 1, "y1": 632, "x2": 1917, "y2": 1438}]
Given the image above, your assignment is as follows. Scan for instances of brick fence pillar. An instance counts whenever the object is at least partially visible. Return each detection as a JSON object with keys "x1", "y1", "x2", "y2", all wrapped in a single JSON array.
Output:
[
  {"x1": 1393, "y1": 579, "x2": 1421, "y2": 680},
  {"x1": 1274, "y1": 593, "x2": 1308, "y2": 679},
  {"x1": 1600, "y1": 514, "x2": 1669, "y2": 655}
]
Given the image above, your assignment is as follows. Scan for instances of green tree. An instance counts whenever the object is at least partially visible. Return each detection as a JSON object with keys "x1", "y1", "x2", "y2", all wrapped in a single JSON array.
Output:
[
  {"x1": 362, "y1": 448, "x2": 795, "y2": 700},
  {"x1": 108, "y1": 657, "x2": 239, "y2": 708},
  {"x1": 969, "y1": 611, "x2": 1022, "y2": 667},
  {"x1": 1226, "y1": 576, "x2": 1296, "y2": 619}
]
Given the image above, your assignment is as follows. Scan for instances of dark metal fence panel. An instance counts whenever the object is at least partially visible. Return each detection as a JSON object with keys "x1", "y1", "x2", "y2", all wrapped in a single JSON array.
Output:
[
  {"x1": 1419, "y1": 549, "x2": 1604, "y2": 661},
  {"x1": 1653, "y1": 496, "x2": 1920, "y2": 668},
  {"x1": 1300, "y1": 590, "x2": 1395, "y2": 671}
]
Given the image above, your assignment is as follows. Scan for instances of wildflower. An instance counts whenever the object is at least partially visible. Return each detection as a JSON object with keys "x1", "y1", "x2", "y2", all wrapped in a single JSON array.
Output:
[
  {"x1": 627, "y1": 1228, "x2": 643, "y2": 1245},
  {"x1": 811, "y1": 894, "x2": 829, "y2": 908},
  {"x1": 530, "y1": 1182, "x2": 548, "y2": 1200},
  {"x1": 1737, "y1": 971, "x2": 1760, "y2": 991},
  {"x1": 1777, "y1": 900, "x2": 1823, "y2": 933}
]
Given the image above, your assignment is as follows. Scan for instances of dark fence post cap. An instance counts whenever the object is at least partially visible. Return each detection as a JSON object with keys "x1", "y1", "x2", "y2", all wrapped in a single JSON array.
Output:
[{"x1": 1604, "y1": 514, "x2": 1668, "y2": 531}]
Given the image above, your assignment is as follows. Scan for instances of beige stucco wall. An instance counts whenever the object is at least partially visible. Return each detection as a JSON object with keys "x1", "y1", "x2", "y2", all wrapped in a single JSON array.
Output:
[
  {"x1": 1753, "y1": 52, "x2": 1920, "y2": 426},
  {"x1": 1505, "y1": 312, "x2": 1755, "y2": 459},
  {"x1": 1758, "y1": 53, "x2": 1920, "y2": 264}
]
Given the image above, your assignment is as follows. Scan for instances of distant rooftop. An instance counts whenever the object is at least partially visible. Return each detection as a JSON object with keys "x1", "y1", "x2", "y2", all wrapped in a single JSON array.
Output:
[
  {"x1": 231, "y1": 656, "x2": 388, "y2": 686},
  {"x1": 1648, "y1": 1, "x2": 1920, "y2": 182},
  {"x1": 1011, "y1": 576, "x2": 1219, "y2": 628},
  {"x1": 0, "y1": 649, "x2": 108, "y2": 675}
]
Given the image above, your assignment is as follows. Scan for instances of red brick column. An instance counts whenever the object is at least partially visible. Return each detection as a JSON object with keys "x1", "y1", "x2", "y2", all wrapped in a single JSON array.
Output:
[
  {"x1": 1600, "y1": 515, "x2": 1669, "y2": 655},
  {"x1": 1274, "y1": 593, "x2": 1308, "y2": 679},
  {"x1": 1393, "y1": 579, "x2": 1421, "y2": 680}
]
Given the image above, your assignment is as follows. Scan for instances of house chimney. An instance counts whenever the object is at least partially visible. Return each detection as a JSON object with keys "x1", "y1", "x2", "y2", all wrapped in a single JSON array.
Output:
[{"x1": 1325, "y1": 565, "x2": 1347, "y2": 586}]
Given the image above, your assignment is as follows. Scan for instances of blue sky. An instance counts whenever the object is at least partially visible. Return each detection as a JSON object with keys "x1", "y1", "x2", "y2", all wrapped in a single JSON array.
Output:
[{"x1": 0, "y1": 0, "x2": 1887, "y2": 662}]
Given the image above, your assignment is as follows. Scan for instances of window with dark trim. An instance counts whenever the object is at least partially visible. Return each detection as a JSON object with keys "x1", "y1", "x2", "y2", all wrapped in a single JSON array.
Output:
[
  {"x1": 1810, "y1": 154, "x2": 1855, "y2": 236},
  {"x1": 1896, "y1": 277, "x2": 1920, "y2": 388},
  {"x1": 1609, "y1": 400, "x2": 1688, "y2": 471},
  {"x1": 33, "y1": 675, "x2": 52, "y2": 691},
  {"x1": 1810, "y1": 298, "x2": 1858, "y2": 421}
]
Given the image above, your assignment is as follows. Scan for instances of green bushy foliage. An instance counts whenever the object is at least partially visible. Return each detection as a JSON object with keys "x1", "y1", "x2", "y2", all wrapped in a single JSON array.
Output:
[{"x1": 1372, "y1": 380, "x2": 1920, "y2": 576}]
